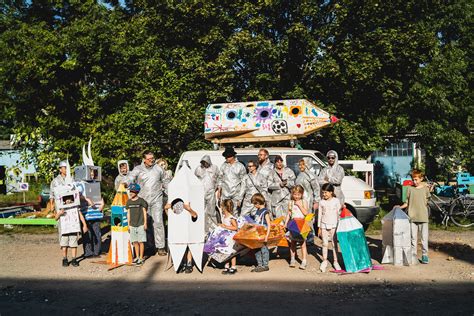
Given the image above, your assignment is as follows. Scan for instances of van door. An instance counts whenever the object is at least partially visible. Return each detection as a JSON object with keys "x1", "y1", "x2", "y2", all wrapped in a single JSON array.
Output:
[{"x1": 286, "y1": 154, "x2": 322, "y2": 176}]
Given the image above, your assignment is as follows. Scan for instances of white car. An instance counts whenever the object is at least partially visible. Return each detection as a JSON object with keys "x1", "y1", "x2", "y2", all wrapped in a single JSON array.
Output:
[{"x1": 177, "y1": 148, "x2": 379, "y2": 228}]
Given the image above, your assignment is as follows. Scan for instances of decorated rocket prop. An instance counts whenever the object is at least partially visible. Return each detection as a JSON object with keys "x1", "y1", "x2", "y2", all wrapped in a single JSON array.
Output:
[
  {"x1": 204, "y1": 99, "x2": 338, "y2": 143},
  {"x1": 106, "y1": 183, "x2": 133, "y2": 268},
  {"x1": 167, "y1": 165, "x2": 206, "y2": 272},
  {"x1": 336, "y1": 208, "x2": 372, "y2": 273},
  {"x1": 381, "y1": 207, "x2": 412, "y2": 266}
]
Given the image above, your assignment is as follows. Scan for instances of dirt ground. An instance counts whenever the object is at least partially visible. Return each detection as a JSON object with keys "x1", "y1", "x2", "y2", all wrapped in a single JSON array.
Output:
[{"x1": 0, "y1": 230, "x2": 473, "y2": 315}]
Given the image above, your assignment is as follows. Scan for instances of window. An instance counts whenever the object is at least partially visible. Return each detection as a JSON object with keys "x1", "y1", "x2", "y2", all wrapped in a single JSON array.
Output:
[
  {"x1": 236, "y1": 155, "x2": 278, "y2": 168},
  {"x1": 286, "y1": 155, "x2": 322, "y2": 176}
]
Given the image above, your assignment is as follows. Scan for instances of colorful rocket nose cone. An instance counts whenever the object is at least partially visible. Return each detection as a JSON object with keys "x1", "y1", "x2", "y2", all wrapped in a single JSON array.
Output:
[
  {"x1": 330, "y1": 115, "x2": 339, "y2": 124},
  {"x1": 340, "y1": 207, "x2": 353, "y2": 218}
]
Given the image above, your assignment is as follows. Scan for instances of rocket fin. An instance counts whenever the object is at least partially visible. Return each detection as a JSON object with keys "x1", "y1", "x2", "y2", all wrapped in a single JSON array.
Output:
[
  {"x1": 82, "y1": 145, "x2": 88, "y2": 166},
  {"x1": 87, "y1": 138, "x2": 94, "y2": 166},
  {"x1": 188, "y1": 243, "x2": 205, "y2": 272},
  {"x1": 168, "y1": 244, "x2": 187, "y2": 272}
]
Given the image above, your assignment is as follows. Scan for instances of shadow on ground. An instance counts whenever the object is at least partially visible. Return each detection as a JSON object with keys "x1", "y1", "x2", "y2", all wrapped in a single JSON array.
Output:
[{"x1": 0, "y1": 277, "x2": 473, "y2": 315}]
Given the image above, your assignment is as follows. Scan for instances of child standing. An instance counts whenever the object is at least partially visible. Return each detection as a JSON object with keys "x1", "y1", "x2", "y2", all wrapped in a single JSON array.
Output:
[
  {"x1": 318, "y1": 183, "x2": 342, "y2": 272},
  {"x1": 251, "y1": 193, "x2": 271, "y2": 273},
  {"x1": 284, "y1": 185, "x2": 309, "y2": 270},
  {"x1": 164, "y1": 199, "x2": 198, "y2": 273},
  {"x1": 126, "y1": 183, "x2": 148, "y2": 266},
  {"x1": 220, "y1": 199, "x2": 238, "y2": 275},
  {"x1": 399, "y1": 169, "x2": 431, "y2": 264},
  {"x1": 55, "y1": 198, "x2": 88, "y2": 267}
]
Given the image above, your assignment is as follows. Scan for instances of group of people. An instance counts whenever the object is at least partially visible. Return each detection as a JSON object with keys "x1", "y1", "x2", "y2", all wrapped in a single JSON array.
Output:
[{"x1": 51, "y1": 146, "x2": 432, "y2": 273}]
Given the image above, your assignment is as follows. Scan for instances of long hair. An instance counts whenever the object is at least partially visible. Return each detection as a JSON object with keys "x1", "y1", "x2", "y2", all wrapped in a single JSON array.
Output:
[
  {"x1": 222, "y1": 199, "x2": 234, "y2": 214},
  {"x1": 321, "y1": 183, "x2": 336, "y2": 197}
]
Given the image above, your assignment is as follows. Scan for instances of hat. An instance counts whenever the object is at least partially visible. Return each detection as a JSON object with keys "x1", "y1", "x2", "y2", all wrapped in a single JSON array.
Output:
[
  {"x1": 59, "y1": 160, "x2": 68, "y2": 168},
  {"x1": 129, "y1": 183, "x2": 141, "y2": 193},
  {"x1": 222, "y1": 146, "x2": 237, "y2": 158}
]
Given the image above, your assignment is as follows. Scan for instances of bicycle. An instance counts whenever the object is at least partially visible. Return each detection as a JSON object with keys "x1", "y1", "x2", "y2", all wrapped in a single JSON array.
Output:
[{"x1": 428, "y1": 182, "x2": 474, "y2": 228}]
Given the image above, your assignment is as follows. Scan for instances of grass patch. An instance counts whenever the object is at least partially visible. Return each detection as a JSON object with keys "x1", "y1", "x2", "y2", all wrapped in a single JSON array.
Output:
[{"x1": 0, "y1": 225, "x2": 57, "y2": 235}]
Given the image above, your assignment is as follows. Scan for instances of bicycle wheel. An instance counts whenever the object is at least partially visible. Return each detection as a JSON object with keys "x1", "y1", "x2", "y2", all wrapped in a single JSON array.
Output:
[{"x1": 449, "y1": 198, "x2": 474, "y2": 227}]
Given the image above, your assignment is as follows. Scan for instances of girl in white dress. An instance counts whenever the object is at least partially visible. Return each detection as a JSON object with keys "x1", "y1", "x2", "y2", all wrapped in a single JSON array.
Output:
[
  {"x1": 220, "y1": 199, "x2": 238, "y2": 274},
  {"x1": 284, "y1": 185, "x2": 309, "y2": 270},
  {"x1": 318, "y1": 183, "x2": 342, "y2": 272}
]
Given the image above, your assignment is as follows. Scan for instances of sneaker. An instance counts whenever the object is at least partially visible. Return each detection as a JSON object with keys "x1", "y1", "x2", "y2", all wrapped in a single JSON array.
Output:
[
  {"x1": 421, "y1": 255, "x2": 429, "y2": 264},
  {"x1": 71, "y1": 258, "x2": 79, "y2": 267},
  {"x1": 254, "y1": 266, "x2": 265, "y2": 273},
  {"x1": 289, "y1": 259, "x2": 297, "y2": 268},
  {"x1": 320, "y1": 260, "x2": 328, "y2": 272},
  {"x1": 261, "y1": 266, "x2": 270, "y2": 272},
  {"x1": 228, "y1": 268, "x2": 237, "y2": 274},
  {"x1": 157, "y1": 248, "x2": 167, "y2": 256},
  {"x1": 185, "y1": 263, "x2": 193, "y2": 274},
  {"x1": 136, "y1": 259, "x2": 144, "y2": 266},
  {"x1": 251, "y1": 266, "x2": 261, "y2": 272},
  {"x1": 62, "y1": 258, "x2": 69, "y2": 267},
  {"x1": 132, "y1": 258, "x2": 139, "y2": 264},
  {"x1": 299, "y1": 260, "x2": 307, "y2": 270},
  {"x1": 221, "y1": 268, "x2": 229, "y2": 275},
  {"x1": 333, "y1": 261, "x2": 342, "y2": 271}
]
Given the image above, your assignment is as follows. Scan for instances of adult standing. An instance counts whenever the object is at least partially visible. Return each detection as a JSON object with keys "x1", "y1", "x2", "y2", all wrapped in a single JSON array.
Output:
[
  {"x1": 257, "y1": 148, "x2": 274, "y2": 210},
  {"x1": 241, "y1": 160, "x2": 270, "y2": 216},
  {"x1": 318, "y1": 150, "x2": 345, "y2": 205},
  {"x1": 216, "y1": 147, "x2": 246, "y2": 216},
  {"x1": 49, "y1": 160, "x2": 68, "y2": 205},
  {"x1": 269, "y1": 155, "x2": 296, "y2": 218},
  {"x1": 125, "y1": 150, "x2": 169, "y2": 256},
  {"x1": 194, "y1": 155, "x2": 219, "y2": 232},
  {"x1": 114, "y1": 160, "x2": 129, "y2": 191},
  {"x1": 295, "y1": 158, "x2": 320, "y2": 213}
]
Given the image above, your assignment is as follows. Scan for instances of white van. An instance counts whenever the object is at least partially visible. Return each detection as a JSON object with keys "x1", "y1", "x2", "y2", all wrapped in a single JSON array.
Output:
[{"x1": 176, "y1": 148, "x2": 379, "y2": 228}]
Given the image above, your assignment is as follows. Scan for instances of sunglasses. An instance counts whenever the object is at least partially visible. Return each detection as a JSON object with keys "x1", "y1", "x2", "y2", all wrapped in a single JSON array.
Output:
[{"x1": 327, "y1": 156, "x2": 336, "y2": 160}]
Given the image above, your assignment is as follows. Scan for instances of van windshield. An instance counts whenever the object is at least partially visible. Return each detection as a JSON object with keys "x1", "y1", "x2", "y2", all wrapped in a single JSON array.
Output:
[{"x1": 315, "y1": 151, "x2": 328, "y2": 166}]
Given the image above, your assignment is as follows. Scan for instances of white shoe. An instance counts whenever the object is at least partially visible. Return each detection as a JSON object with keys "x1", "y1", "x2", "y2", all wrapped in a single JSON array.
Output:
[
  {"x1": 299, "y1": 260, "x2": 307, "y2": 270},
  {"x1": 289, "y1": 259, "x2": 297, "y2": 268},
  {"x1": 320, "y1": 260, "x2": 328, "y2": 272},
  {"x1": 333, "y1": 261, "x2": 341, "y2": 271}
]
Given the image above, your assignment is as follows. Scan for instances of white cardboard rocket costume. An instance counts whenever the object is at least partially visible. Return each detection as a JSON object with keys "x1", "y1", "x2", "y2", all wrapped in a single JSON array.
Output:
[
  {"x1": 53, "y1": 160, "x2": 81, "y2": 235},
  {"x1": 167, "y1": 165, "x2": 206, "y2": 272},
  {"x1": 381, "y1": 207, "x2": 412, "y2": 266}
]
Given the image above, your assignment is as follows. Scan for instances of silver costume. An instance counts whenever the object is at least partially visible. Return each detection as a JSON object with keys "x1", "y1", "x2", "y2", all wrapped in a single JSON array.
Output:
[
  {"x1": 241, "y1": 172, "x2": 270, "y2": 217},
  {"x1": 257, "y1": 159, "x2": 274, "y2": 211},
  {"x1": 50, "y1": 174, "x2": 67, "y2": 201},
  {"x1": 295, "y1": 168, "x2": 320, "y2": 212},
  {"x1": 269, "y1": 167, "x2": 296, "y2": 218},
  {"x1": 126, "y1": 162, "x2": 169, "y2": 249},
  {"x1": 318, "y1": 150, "x2": 345, "y2": 204},
  {"x1": 217, "y1": 159, "x2": 247, "y2": 216},
  {"x1": 114, "y1": 160, "x2": 129, "y2": 191},
  {"x1": 194, "y1": 155, "x2": 219, "y2": 232}
]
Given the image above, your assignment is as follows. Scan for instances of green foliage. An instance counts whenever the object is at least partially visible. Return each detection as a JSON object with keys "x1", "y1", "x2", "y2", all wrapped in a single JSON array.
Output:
[{"x1": 0, "y1": 0, "x2": 472, "y2": 184}]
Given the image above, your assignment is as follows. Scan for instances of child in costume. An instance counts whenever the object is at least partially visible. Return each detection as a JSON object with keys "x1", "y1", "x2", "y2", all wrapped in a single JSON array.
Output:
[
  {"x1": 219, "y1": 199, "x2": 238, "y2": 274},
  {"x1": 165, "y1": 199, "x2": 198, "y2": 273},
  {"x1": 398, "y1": 169, "x2": 431, "y2": 264},
  {"x1": 251, "y1": 193, "x2": 271, "y2": 273},
  {"x1": 318, "y1": 183, "x2": 342, "y2": 272},
  {"x1": 284, "y1": 185, "x2": 309, "y2": 270},
  {"x1": 55, "y1": 198, "x2": 88, "y2": 267},
  {"x1": 126, "y1": 183, "x2": 148, "y2": 266}
]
